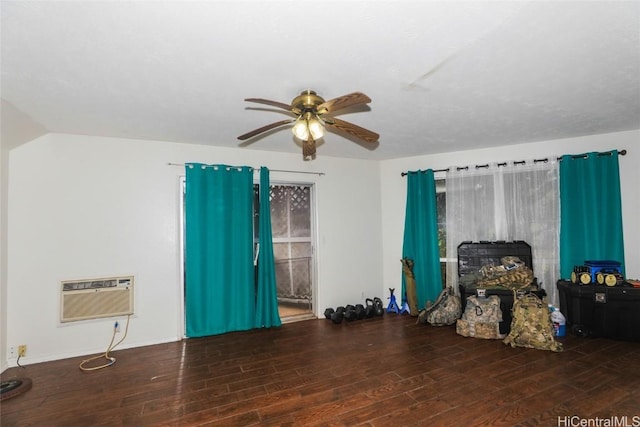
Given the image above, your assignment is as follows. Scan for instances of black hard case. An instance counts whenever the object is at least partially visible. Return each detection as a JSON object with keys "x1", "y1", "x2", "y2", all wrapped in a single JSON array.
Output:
[
  {"x1": 556, "y1": 280, "x2": 640, "y2": 341},
  {"x1": 457, "y1": 241, "x2": 546, "y2": 335}
]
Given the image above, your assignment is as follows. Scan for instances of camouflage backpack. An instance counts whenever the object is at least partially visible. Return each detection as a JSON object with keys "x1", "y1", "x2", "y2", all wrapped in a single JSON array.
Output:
[
  {"x1": 456, "y1": 295, "x2": 505, "y2": 339},
  {"x1": 417, "y1": 286, "x2": 461, "y2": 326},
  {"x1": 477, "y1": 256, "x2": 534, "y2": 290},
  {"x1": 503, "y1": 293, "x2": 563, "y2": 352}
]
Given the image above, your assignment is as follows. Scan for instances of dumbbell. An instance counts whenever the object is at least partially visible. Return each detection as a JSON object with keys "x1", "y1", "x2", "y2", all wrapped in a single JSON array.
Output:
[
  {"x1": 343, "y1": 308, "x2": 358, "y2": 321},
  {"x1": 326, "y1": 306, "x2": 345, "y2": 323},
  {"x1": 331, "y1": 310, "x2": 344, "y2": 324},
  {"x1": 355, "y1": 304, "x2": 366, "y2": 319}
]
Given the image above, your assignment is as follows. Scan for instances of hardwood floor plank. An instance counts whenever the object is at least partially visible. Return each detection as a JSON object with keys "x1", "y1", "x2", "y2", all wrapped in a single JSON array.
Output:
[
  {"x1": 368, "y1": 396, "x2": 456, "y2": 427},
  {"x1": 320, "y1": 393, "x2": 412, "y2": 427}
]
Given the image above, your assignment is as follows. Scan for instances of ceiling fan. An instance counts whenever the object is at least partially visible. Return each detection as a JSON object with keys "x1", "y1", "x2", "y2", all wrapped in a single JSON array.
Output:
[{"x1": 237, "y1": 90, "x2": 379, "y2": 160}]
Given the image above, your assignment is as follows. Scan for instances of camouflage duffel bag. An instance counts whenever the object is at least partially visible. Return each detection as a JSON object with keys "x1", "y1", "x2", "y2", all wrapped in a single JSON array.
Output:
[
  {"x1": 417, "y1": 286, "x2": 461, "y2": 326},
  {"x1": 456, "y1": 295, "x2": 505, "y2": 339},
  {"x1": 477, "y1": 256, "x2": 534, "y2": 290}
]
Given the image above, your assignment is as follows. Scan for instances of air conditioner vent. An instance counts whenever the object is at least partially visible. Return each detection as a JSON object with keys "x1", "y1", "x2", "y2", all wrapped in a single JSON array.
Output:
[{"x1": 60, "y1": 276, "x2": 134, "y2": 323}]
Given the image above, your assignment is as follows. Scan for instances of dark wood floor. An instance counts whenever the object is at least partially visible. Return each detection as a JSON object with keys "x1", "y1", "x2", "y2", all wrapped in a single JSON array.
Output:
[{"x1": 2, "y1": 314, "x2": 639, "y2": 426}]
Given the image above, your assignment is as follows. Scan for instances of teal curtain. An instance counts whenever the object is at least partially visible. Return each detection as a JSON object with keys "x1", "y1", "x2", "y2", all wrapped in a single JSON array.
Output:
[
  {"x1": 402, "y1": 170, "x2": 442, "y2": 309},
  {"x1": 559, "y1": 151, "x2": 625, "y2": 278},
  {"x1": 184, "y1": 164, "x2": 255, "y2": 337},
  {"x1": 255, "y1": 167, "x2": 282, "y2": 328}
]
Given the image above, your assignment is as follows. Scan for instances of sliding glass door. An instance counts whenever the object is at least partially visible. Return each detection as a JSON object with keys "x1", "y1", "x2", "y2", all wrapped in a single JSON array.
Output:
[{"x1": 256, "y1": 184, "x2": 315, "y2": 319}]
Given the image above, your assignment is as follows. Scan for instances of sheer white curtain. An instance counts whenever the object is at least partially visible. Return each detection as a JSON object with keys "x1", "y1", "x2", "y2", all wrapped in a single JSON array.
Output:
[{"x1": 445, "y1": 160, "x2": 561, "y2": 305}]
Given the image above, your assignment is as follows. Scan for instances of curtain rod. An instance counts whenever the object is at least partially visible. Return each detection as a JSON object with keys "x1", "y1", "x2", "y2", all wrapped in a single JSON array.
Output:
[
  {"x1": 400, "y1": 149, "x2": 627, "y2": 177},
  {"x1": 167, "y1": 163, "x2": 325, "y2": 176}
]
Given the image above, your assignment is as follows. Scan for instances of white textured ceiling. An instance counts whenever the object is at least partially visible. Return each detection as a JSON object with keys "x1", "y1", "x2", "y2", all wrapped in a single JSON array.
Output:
[{"x1": 2, "y1": 1, "x2": 639, "y2": 160}]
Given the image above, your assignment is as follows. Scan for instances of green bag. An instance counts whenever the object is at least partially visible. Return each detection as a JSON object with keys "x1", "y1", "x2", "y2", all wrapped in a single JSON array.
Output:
[
  {"x1": 477, "y1": 256, "x2": 534, "y2": 290},
  {"x1": 456, "y1": 295, "x2": 504, "y2": 339},
  {"x1": 417, "y1": 286, "x2": 461, "y2": 326},
  {"x1": 503, "y1": 292, "x2": 563, "y2": 352}
]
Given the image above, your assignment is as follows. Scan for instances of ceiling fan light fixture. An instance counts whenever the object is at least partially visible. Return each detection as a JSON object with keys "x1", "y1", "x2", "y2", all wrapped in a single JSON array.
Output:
[
  {"x1": 292, "y1": 119, "x2": 310, "y2": 140},
  {"x1": 308, "y1": 118, "x2": 324, "y2": 139},
  {"x1": 292, "y1": 115, "x2": 324, "y2": 140}
]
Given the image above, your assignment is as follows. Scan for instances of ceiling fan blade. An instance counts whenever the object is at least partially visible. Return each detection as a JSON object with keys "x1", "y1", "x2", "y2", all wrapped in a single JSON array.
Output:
[
  {"x1": 302, "y1": 137, "x2": 316, "y2": 160},
  {"x1": 244, "y1": 98, "x2": 293, "y2": 112},
  {"x1": 237, "y1": 119, "x2": 294, "y2": 140},
  {"x1": 317, "y1": 92, "x2": 371, "y2": 114},
  {"x1": 325, "y1": 117, "x2": 379, "y2": 143}
]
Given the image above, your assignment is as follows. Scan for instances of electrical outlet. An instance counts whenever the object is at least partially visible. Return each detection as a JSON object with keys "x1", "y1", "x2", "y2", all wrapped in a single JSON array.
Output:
[
  {"x1": 9, "y1": 346, "x2": 16, "y2": 358},
  {"x1": 18, "y1": 345, "x2": 27, "y2": 357}
]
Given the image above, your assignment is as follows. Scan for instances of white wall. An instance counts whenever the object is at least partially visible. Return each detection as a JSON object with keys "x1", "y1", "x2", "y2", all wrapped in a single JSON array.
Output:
[
  {"x1": 6, "y1": 133, "x2": 384, "y2": 366},
  {"x1": 1, "y1": 100, "x2": 47, "y2": 372},
  {"x1": 379, "y1": 130, "x2": 640, "y2": 301}
]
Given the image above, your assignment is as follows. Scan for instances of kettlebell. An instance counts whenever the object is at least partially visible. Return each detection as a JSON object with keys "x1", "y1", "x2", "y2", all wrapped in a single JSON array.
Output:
[
  {"x1": 365, "y1": 298, "x2": 375, "y2": 318},
  {"x1": 330, "y1": 310, "x2": 344, "y2": 324},
  {"x1": 324, "y1": 308, "x2": 335, "y2": 320},
  {"x1": 373, "y1": 297, "x2": 384, "y2": 316}
]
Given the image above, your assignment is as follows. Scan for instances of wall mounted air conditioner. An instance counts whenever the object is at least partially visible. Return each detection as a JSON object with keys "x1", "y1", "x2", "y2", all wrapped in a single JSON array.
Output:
[{"x1": 60, "y1": 276, "x2": 134, "y2": 323}]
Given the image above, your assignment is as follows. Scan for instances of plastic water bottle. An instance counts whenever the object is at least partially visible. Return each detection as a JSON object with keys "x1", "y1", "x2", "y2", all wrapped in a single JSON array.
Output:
[{"x1": 549, "y1": 305, "x2": 566, "y2": 337}]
